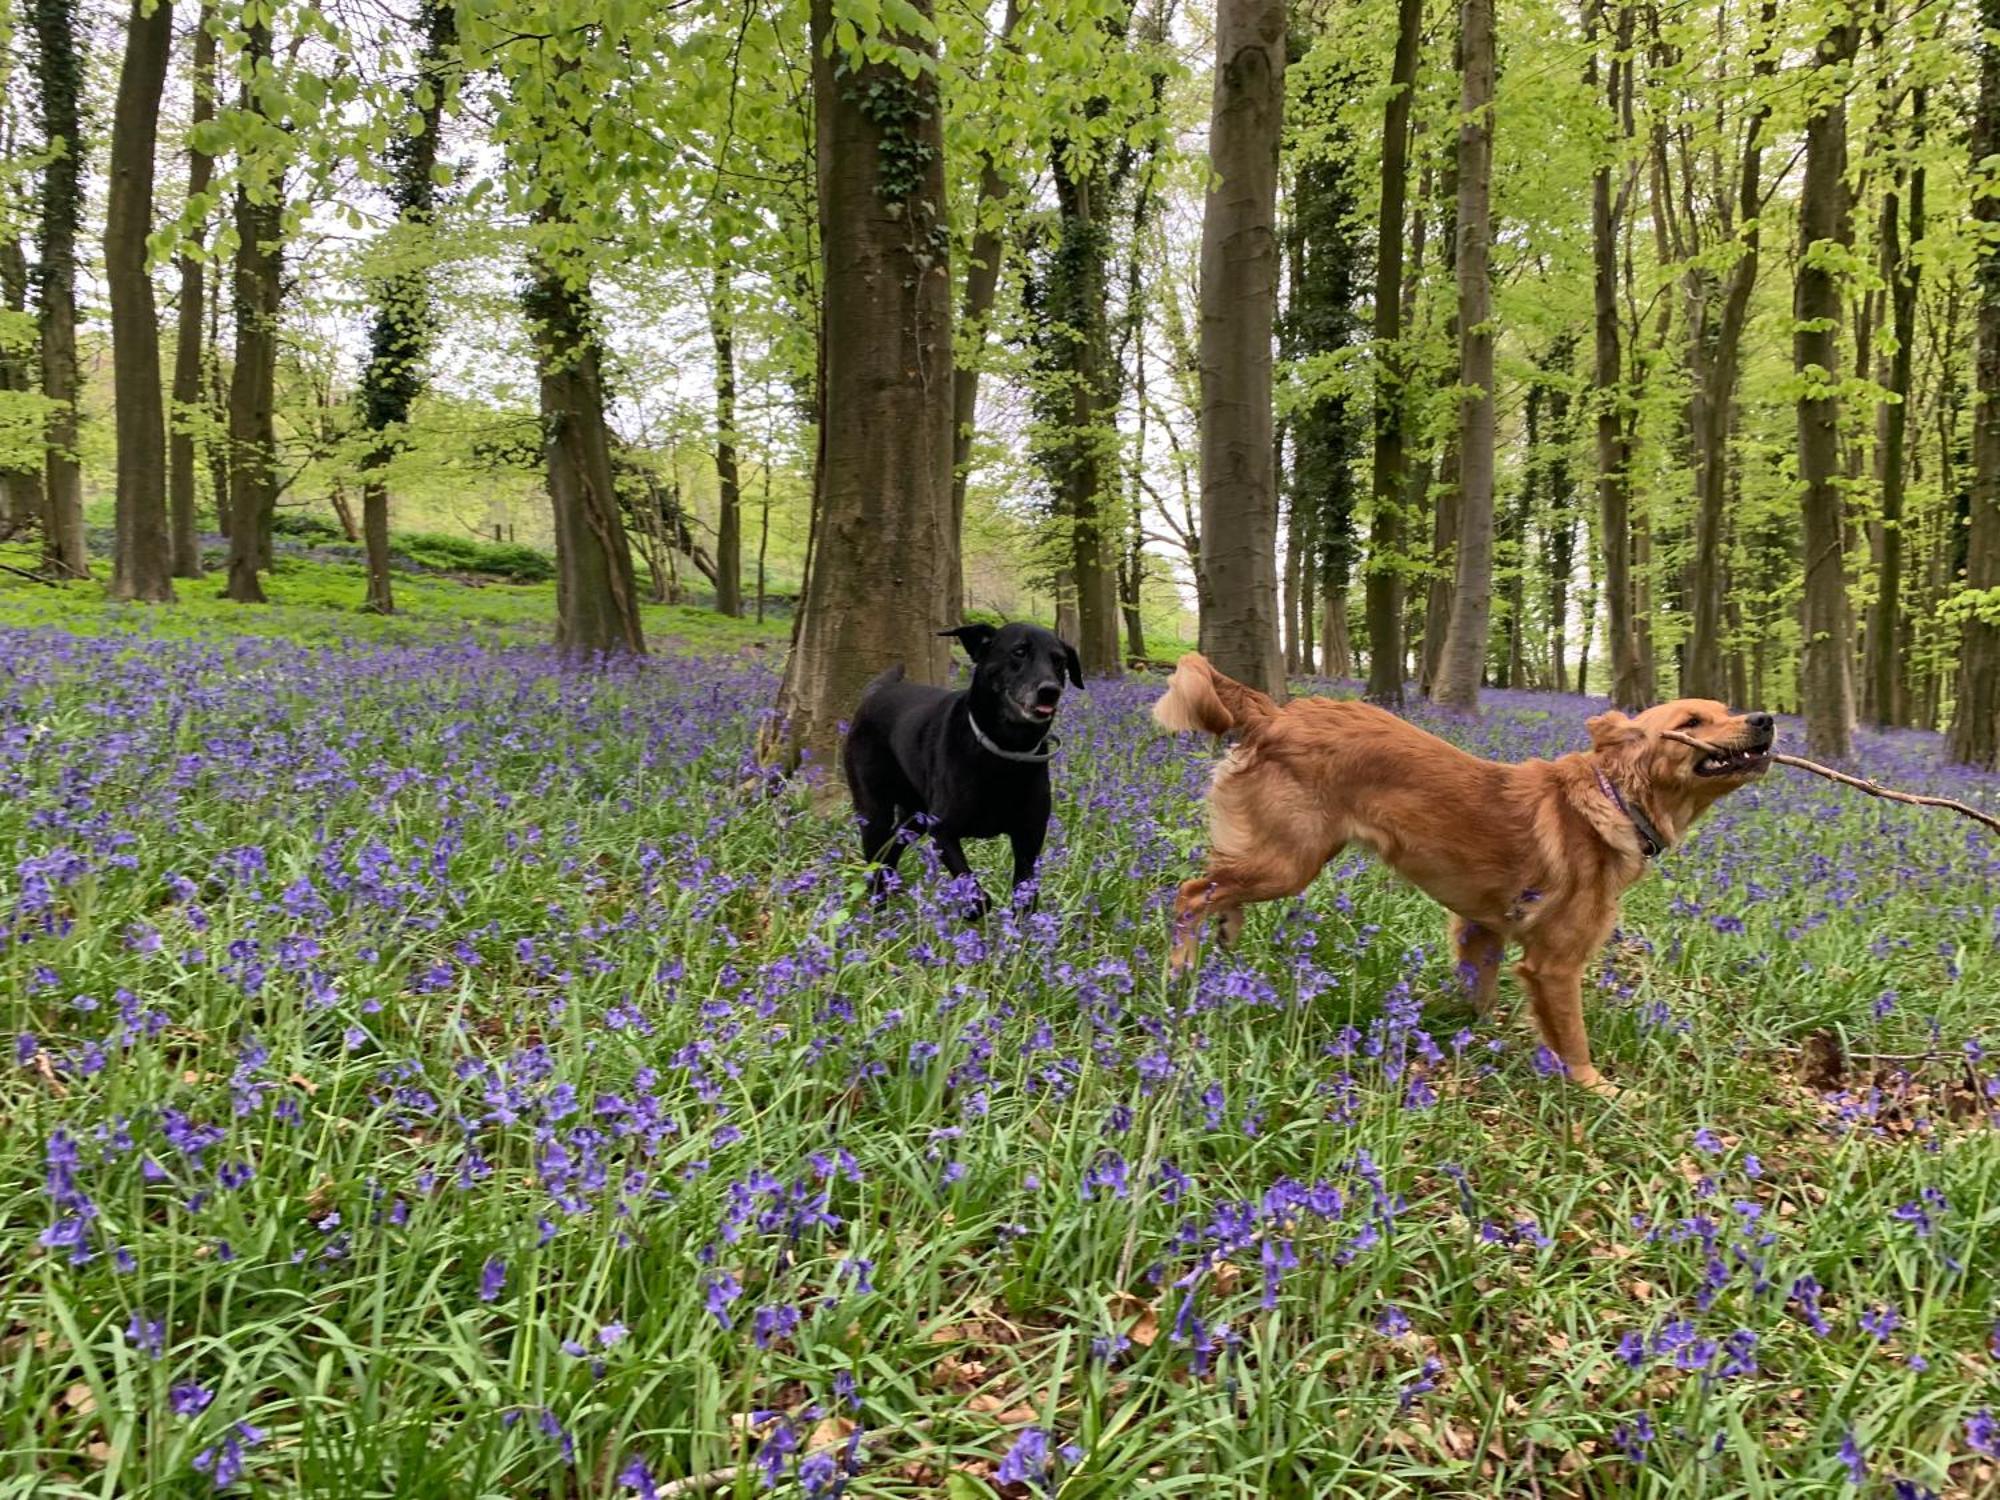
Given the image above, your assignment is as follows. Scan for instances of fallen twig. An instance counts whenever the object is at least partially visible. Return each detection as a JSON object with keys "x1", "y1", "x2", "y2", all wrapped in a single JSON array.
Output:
[
  {"x1": 0, "y1": 560, "x2": 60, "y2": 587},
  {"x1": 1661, "y1": 729, "x2": 2000, "y2": 837}
]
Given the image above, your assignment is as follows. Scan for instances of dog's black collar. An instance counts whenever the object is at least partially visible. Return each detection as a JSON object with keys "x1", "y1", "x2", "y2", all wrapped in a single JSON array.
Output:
[
  {"x1": 1595, "y1": 767, "x2": 1667, "y2": 859},
  {"x1": 966, "y1": 704, "x2": 1058, "y2": 764}
]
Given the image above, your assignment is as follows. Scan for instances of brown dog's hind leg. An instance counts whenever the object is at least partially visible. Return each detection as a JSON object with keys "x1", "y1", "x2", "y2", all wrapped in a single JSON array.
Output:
[
  {"x1": 1515, "y1": 949, "x2": 1613, "y2": 1095},
  {"x1": 1450, "y1": 915, "x2": 1506, "y2": 1015},
  {"x1": 1169, "y1": 851, "x2": 1328, "y2": 974}
]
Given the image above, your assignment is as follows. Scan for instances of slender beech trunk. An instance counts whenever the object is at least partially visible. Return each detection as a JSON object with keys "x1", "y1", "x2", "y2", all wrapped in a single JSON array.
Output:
[
  {"x1": 1795, "y1": 10, "x2": 1860, "y2": 757},
  {"x1": 357, "y1": 0, "x2": 456, "y2": 615},
  {"x1": 1196, "y1": 0, "x2": 1287, "y2": 696},
  {"x1": 946, "y1": 0, "x2": 1020, "y2": 625},
  {"x1": 1364, "y1": 0, "x2": 1424, "y2": 704},
  {"x1": 526, "y1": 222, "x2": 645, "y2": 656},
  {"x1": 105, "y1": 0, "x2": 175, "y2": 602},
  {"x1": 168, "y1": 6, "x2": 216, "y2": 579},
  {"x1": 1684, "y1": 0, "x2": 1776, "y2": 699},
  {"x1": 711, "y1": 261, "x2": 742, "y2": 616},
  {"x1": 1869, "y1": 85, "x2": 1923, "y2": 726},
  {"x1": 0, "y1": 238, "x2": 45, "y2": 537},
  {"x1": 1589, "y1": 0, "x2": 1643, "y2": 707},
  {"x1": 223, "y1": 18, "x2": 279, "y2": 603},
  {"x1": 29, "y1": 0, "x2": 88, "y2": 579},
  {"x1": 1430, "y1": 0, "x2": 1496, "y2": 709},
  {"x1": 1953, "y1": 0, "x2": 2000, "y2": 767}
]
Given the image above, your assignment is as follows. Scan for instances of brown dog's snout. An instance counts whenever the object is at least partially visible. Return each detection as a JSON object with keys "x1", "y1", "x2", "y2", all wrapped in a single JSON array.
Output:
[{"x1": 1744, "y1": 711, "x2": 1774, "y2": 747}]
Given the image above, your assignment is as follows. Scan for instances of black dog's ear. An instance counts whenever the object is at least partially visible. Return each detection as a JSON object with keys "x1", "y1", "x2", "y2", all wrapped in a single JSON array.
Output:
[
  {"x1": 939, "y1": 623, "x2": 998, "y2": 662},
  {"x1": 1062, "y1": 642, "x2": 1084, "y2": 688}
]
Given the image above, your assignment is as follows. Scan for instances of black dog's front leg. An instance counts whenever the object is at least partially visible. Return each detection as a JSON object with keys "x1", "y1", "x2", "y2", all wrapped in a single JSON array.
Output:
[
  {"x1": 933, "y1": 834, "x2": 991, "y2": 921},
  {"x1": 1007, "y1": 823, "x2": 1046, "y2": 912}
]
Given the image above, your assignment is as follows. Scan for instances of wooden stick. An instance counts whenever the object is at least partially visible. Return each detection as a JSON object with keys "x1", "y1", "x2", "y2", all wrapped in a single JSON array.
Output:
[{"x1": 1661, "y1": 729, "x2": 2000, "y2": 837}]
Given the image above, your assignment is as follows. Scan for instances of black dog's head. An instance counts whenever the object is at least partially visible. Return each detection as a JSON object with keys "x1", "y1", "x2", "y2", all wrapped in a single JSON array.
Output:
[{"x1": 940, "y1": 622, "x2": 1084, "y2": 727}]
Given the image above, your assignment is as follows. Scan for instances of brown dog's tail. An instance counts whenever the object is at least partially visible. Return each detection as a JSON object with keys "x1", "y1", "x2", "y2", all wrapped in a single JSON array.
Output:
[{"x1": 1152, "y1": 652, "x2": 1280, "y2": 736}]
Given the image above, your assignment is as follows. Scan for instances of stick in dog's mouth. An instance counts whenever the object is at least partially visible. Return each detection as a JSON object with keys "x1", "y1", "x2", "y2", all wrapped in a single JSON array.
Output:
[{"x1": 1662, "y1": 728, "x2": 1774, "y2": 777}]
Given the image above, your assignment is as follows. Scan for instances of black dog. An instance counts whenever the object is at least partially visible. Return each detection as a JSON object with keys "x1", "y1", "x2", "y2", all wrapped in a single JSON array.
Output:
[{"x1": 843, "y1": 622, "x2": 1083, "y2": 916}]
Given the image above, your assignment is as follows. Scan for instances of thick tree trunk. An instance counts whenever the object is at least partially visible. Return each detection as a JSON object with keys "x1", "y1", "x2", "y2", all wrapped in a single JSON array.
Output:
[
  {"x1": 765, "y1": 0, "x2": 953, "y2": 774},
  {"x1": 0, "y1": 239, "x2": 45, "y2": 537},
  {"x1": 1320, "y1": 588, "x2": 1351, "y2": 676},
  {"x1": 1430, "y1": 0, "x2": 1496, "y2": 710},
  {"x1": 357, "y1": 0, "x2": 455, "y2": 615},
  {"x1": 526, "y1": 243, "x2": 645, "y2": 657},
  {"x1": 222, "y1": 19, "x2": 278, "y2": 604},
  {"x1": 1795, "y1": 12, "x2": 1860, "y2": 758},
  {"x1": 1869, "y1": 87, "x2": 1922, "y2": 727},
  {"x1": 711, "y1": 261, "x2": 742, "y2": 617},
  {"x1": 29, "y1": 0, "x2": 88, "y2": 580},
  {"x1": 105, "y1": 0, "x2": 175, "y2": 603},
  {"x1": 168, "y1": 6, "x2": 216, "y2": 580},
  {"x1": 1589, "y1": 1, "x2": 1642, "y2": 707},
  {"x1": 1364, "y1": 0, "x2": 1424, "y2": 705},
  {"x1": 946, "y1": 0, "x2": 1020, "y2": 625},
  {"x1": 1953, "y1": 0, "x2": 2000, "y2": 768},
  {"x1": 1683, "y1": 1, "x2": 1775, "y2": 699},
  {"x1": 1196, "y1": 0, "x2": 1287, "y2": 697}
]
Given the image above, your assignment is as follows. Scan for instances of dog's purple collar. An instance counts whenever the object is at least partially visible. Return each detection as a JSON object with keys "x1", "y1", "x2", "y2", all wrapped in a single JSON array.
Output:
[
  {"x1": 1595, "y1": 767, "x2": 1667, "y2": 859},
  {"x1": 967, "y1": 705, "x2": 1059, "y2": 764}
]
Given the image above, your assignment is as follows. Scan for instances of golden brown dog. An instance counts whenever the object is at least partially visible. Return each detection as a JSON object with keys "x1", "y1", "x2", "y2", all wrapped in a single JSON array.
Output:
[{"x1": 1153, "y1": 654, "x2": 1775, "y2": 1093}]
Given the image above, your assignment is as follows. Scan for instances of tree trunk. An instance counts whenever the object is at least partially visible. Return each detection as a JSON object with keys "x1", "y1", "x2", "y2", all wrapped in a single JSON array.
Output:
[
  {"x1": 356, "y1": 0, "x2": 456, "y2": 616},
  {"x1": 29, "y1": 0, "x2": 88, "y2": 580},
  {"x1": 168, "y1": 6, "x2": 215, "y2": 580},
  {"x1": 1196, "y1": 0, "x2": 1287, "y2": 696},
  {"x1": 105, "y1": 0, "x2": 176, "y2": 603},
  {"x1": 1430, "y1": 0, "x2": 1496, "y2": 710},
  {"x1": 764, "y1": 0, "x2": 953, "y2": 774},
  {"x1": 1869, "y1": 86, "x2": 1922, "y2": 727},
  {"x1": 0, "y1": 238, "x2": 46, "y2": 539},
  {"x1": 1321, "y1": 588, "x2": 1351, "y2": 676},
  {"x1": 711, "y1": 261, "x2": 743, "y2": 617},
  {"x1": 1589, "y1": 0, "x2": 1642, "y2": 707},
  {"x1": 946, "y1": 0, "x2": 1020, "y2": 625},
  {"x1": 526, "y1": 239, "x2": 645, "y2": 656},
  {"x1": 1541, "y1": 337, "x2": 1576, "y2": 692},
  {"x1": 1795, "y1": 11, "x2": 1860, "y2": 758},
  {"x1": 1683, "y1": 1, "x2": 1775, "y2": 699},
  {"x1": 1042, "y1": 147, "x2": 1122, "y2": 678},
  {"x1": 1953, "y1": 0, "x2": 2000, "y2": 768},
  {"x1": 222, "y1": 18, "x2": 279, "y2": 604},
  {"x1": 1363, "y1": 0, "x2": 1424, "y2": 705}
]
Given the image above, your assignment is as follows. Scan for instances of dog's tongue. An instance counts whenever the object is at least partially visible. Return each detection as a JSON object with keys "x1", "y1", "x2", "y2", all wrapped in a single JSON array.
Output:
[{"x1": 1033, "y1": 704, "x2": 1056, "y2": 718}]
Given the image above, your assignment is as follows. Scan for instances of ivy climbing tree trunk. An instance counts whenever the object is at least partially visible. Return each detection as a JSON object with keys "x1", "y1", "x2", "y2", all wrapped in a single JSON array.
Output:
[
  {"x1": 1196, "y1": 0, "x2": 1287, "y2": 699},
  {"x1": 1589, "y1": 0, "x2": 1643, "y2": 708},
  {"x1": 105, "y1": 0, "x2": 175, "y2": 603},
  {"x1": 1039, "y1": 142, "x2": 1122, "y2": 679},
  {"x1": 1364, "y1": 0, "x2": 1422, "y2": 705},
  {"x1": 1952, "y1": 0, "x2": 2000, "y2": 769},
  {"x1": 357, "y1": 0, "x2": 457, "y2": 616},
  {"x1": 223, "y1": 16, "x2": 279, "y2": 605},
  {"x1": 711, "y1": 260, "x2": 742, "y2": 616},
  {"x1": 29, "y1": 0, "x2": 88, "y2": 580},
  {"x1": 1795, "y1": 9, "x2": 1860, "y2": 758},
  {"x1": 168, "y1": 4, "x2": 216, "y2": 580},
  {"x1": 1430, "y1": 0, "x2": 1495, "y2": 711},
  {"x1": 765, "y1": 0, "x2": 953, "y2": 774}
]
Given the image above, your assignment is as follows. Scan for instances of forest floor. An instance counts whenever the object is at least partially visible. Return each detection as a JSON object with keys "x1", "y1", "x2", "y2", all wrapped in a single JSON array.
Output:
[{"x1": 2, "y1": 560, "x2": 1998, "y2": 1498}]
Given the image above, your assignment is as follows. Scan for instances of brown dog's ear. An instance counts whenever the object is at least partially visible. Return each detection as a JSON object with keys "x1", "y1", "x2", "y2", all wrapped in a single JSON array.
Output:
[
  {"x1": 1587, "y1": 710, "x2": 1645, "y2": 752},
  {"x1": 939, "y1": 623, "x2": 998, "y2": 662}
]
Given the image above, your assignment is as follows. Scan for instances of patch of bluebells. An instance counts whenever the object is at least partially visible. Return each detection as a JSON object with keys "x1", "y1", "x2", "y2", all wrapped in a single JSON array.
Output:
[{"x1": 8, "y1": 630, "x2": 1999, "y2": 1492}]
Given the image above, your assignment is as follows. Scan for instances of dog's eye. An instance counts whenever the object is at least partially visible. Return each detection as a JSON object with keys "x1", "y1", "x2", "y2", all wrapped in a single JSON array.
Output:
[
  {"x1": 1012, "y1": 645, "x2": 1028, "y2": 660},
  {"x1": 1678, "y1": 714, "x2": 1703, "y2": 730}
]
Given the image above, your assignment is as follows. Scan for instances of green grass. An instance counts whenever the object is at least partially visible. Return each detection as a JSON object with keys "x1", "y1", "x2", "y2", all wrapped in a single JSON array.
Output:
[{"x1": 1, "y1": 559, "x2": 1996, "y2": 1499}]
